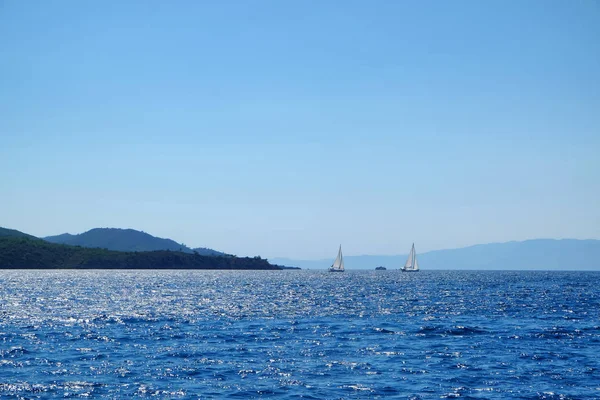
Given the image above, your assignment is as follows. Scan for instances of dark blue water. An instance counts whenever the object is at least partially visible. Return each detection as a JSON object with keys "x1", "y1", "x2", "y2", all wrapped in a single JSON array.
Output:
[{"x1": 1, "y1": 270, "x2": 599, "y2": 398}]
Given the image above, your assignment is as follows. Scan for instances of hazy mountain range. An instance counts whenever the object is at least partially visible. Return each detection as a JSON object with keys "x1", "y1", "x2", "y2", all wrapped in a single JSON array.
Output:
[
  {"x1": 2, "y1": 226, "x2": 599, "y2": 270},
  {"x1": 270, "y1": 239, "x2": 600, "y2": 271},
  {"x1": 44, "y1": 228, "x2": 228, "y2": 257}
]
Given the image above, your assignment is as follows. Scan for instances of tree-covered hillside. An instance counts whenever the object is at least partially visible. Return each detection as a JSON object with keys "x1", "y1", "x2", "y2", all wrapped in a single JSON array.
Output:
[
  {"x1": 0, "y1": 236, "x2": 280, "y2": 270},
  {"x1": 0, "y1": 227, "x2": 37, "y2": 239}
]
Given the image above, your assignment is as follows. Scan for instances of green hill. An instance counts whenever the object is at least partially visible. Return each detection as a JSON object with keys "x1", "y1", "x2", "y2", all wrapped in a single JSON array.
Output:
[
  {"x1": 0, "y1": 235, "x2": 281, "y2": 270},
  {"x1": 44, "y1": 228, "x2": 228, "y2": 256},
  {"x1": 192, "y1": 247, "x2": 228, "y2": 257},
  {"x1": 0, "y1": 227, "x2": 37, "y2": 239}
]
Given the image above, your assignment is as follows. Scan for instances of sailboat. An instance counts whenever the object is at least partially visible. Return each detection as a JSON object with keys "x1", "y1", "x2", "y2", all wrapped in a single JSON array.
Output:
[
  {"x1": 401, "y1": 243, "x2": 420, "y2": 272},
  {"x1": 329, "y1": 245, "x2": 345, "y2": 272}
]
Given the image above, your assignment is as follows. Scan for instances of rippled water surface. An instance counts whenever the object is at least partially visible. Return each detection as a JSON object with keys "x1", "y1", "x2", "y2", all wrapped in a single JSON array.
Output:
[{"x1": 1, "y1": 270, "x2": 599, "y2": 398}]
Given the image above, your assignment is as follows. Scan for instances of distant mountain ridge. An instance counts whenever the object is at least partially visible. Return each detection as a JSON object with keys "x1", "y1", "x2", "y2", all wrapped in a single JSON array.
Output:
[
  {"x1": 44, "y1": 228, "x2": 228, "y2": 256},
  {"x1": 4, "y1": 226, "x2": 598, "y2": 270},
  {"x1": 270, "y1": 239, "x2": 600, "y2": 271}
]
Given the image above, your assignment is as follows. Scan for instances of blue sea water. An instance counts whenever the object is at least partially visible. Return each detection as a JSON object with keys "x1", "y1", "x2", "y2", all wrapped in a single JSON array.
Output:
[{"x1": 0, "y1": 270, "x2": 599, "y2": 399}]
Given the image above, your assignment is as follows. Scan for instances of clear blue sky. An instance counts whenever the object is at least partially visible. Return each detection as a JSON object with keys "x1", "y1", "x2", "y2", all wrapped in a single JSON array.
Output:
[{"x1": 1, "y1": 1, "x2": 598, "y2": 259}]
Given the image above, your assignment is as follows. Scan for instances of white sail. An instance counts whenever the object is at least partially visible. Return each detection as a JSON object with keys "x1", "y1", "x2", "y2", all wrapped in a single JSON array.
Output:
[
  {"x1": 403, "y1": 243, "x2": 419, "y2": 271},
  {"x1": 330, "y1": 245, "x2": 344, "y2": 271},
  {"x1": 403, "y1": 244, "x2": 414, "y2": 269}
]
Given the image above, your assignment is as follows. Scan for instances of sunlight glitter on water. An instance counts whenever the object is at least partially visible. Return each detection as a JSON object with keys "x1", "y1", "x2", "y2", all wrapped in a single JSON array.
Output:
[{"x1": 0, "y1": 270, "x2": 599, "y2": 398}]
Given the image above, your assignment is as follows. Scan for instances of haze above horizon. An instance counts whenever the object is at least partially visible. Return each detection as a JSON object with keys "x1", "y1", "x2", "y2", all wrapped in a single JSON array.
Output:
[{"x1": 1, "y1": 1, "x2": 599, "y2": 259}]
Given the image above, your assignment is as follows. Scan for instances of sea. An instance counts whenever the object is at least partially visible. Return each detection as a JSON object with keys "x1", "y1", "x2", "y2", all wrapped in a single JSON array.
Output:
[{"x1": 0, "y1": 270, "x2": 599, "y2": 399}]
